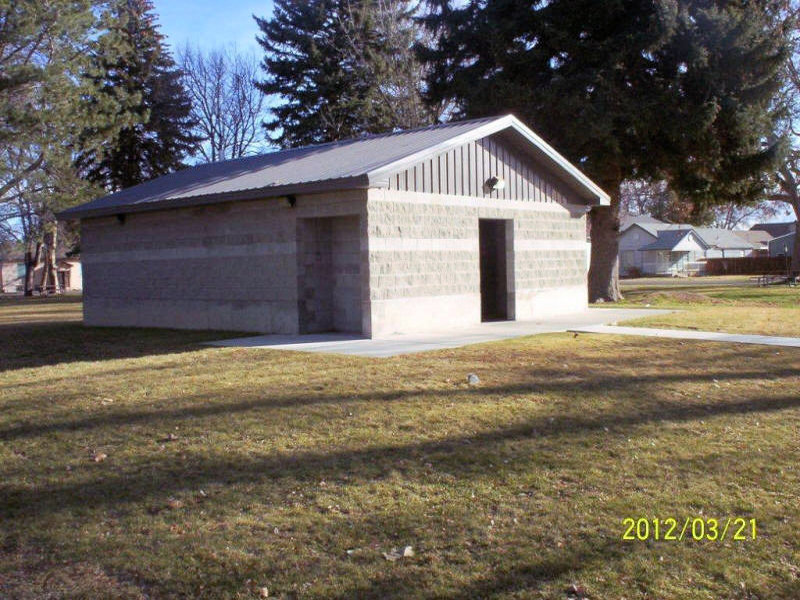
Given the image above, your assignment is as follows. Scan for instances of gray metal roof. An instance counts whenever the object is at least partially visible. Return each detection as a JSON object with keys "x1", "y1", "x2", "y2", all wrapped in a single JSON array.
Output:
[
  {"x1": 639, "y1": 229, "x2": 697, "y2": 251},
  {"x1": 59, "y1": 115, "x2": 609, "y2": 219},
  {"x1": 750, "y1": 221, "x2": 796, "y2": 237},
  {"x1": 734, "y1": 230, "x2": 772, "y2": 246},
  {"x1": 693, "y1": 228, "x2": 759, "y2": 250},
  {"x1": 633, "y1": 220, "x2": 761, "y2": 252},
  {"x1": 627, "y1": 221, "x2": 688, "y2": 237},
  {"x1": 620, "y1": 214, "x2": 665, "y2": 231}
]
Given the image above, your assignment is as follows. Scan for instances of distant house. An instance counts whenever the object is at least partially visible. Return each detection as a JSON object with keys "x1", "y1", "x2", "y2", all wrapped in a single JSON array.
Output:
[
  {"x1": 769, "y1": 232, "x2": 797, "y2": 258},
  {"x1": 618, "y1": 218, "x2": 673, "y2": 275},
  {"x1": 750, "y1": 221, "x2": 796, "y2": 239},
  {"x1": 638, "y1": 228, "x2": 707, "y2": 276},
  {"x1": 0, "y1": 249, "x2": 82, "y2": 293},
  {"x1": 618, "y1": 215, "x2": 760, "y2": 276}
]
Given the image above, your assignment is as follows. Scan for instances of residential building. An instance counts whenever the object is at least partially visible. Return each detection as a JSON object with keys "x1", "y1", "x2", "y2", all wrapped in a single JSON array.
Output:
[
  {"x1": 59, "y1": 115, "x2": 609, "y2": 336},
  {"x1": 0, "y1": 249, "x2": 82, "y2": 293},
  {"x1": 618, "y1": 216, "x2": 760, "y2": 277},
  {"x1": 769, "y1": 232, "x2": 797, "y2": 258}
]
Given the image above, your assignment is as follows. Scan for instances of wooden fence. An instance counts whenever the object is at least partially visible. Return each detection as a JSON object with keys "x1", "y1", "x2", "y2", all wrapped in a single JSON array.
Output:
[{"x1": 704, "y1": 256, "x2": 792, "y2": 275}]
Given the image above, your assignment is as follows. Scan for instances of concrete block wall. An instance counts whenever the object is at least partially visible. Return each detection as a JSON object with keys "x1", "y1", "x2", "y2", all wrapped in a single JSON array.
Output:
[
  {"x1": 80, "y1": 186, "x2": 588, "y2": 337},
  {"x1": 81, "y1": 191, "x2": 366, "y2": 333},
  {"x1": 366, "y1": 189, "x2": 588, "y2": 336},
  {"x1": 330, "y1": 216, "x2": 362, "y2": 332}
]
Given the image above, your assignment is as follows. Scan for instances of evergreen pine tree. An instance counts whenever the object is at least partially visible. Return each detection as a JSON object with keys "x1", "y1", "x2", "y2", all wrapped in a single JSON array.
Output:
[
  {"x1": 255, "y1": 0, "x2": 430, "y2": 147},
  {"x1": 1, "y1": 0, "x2": 139, "y2": 294},
  {"x1": 422, "y1": 0, "x2": 788, "y2": 301},
  {"x1": 81, "y1": 0, "x2": 198, "y2": 190}
]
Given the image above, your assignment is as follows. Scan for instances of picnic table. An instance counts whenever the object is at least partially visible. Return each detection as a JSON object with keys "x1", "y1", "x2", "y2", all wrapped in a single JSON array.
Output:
[{"x1": 750, "y1": 274, "x2": 799, "y2": 287}]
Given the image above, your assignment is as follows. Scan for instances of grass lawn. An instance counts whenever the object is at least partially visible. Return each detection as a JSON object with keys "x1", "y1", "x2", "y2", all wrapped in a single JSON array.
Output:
[
  {"x1": 618, "y1": 277, "x2": 800, "y2": 337},
  {"x1": 1, "y1": 296, "x2": 799, "y2": 599}
]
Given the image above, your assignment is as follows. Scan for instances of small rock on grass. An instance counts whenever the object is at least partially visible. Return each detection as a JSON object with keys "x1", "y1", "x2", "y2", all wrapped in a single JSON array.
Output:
[
  {"x1": 166, "y1": 497, "x2": 183, "y2": 510},
  {"x1": 92, "y1": 452, "x2": 108, "y2": 463},
  {"x1": 467, "y1": 373, "x2": 480, "y2": 385},
  {"x1": 382, "y1": 546, "x2": 414, "y2": 561},
  {"x1": 259, "y1": 587, "x2": 269, "y2": 598},
  {"x1": 565, "y1": 583, "x2": 588, "y2": 599}
]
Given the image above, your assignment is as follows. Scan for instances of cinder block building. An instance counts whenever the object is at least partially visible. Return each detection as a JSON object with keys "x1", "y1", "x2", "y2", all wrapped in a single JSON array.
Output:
[{"x1": 60, "y1": 115, "x2": 608, "y2": 336}]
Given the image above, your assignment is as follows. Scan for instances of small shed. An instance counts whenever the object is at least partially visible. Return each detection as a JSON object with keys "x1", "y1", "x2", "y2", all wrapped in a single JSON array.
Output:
[
  {"x1": 60, "y1": 115, "x2": 608, "y2": 336},
  {"x1": 769, "y1": 232, "x2": 796, "y2": 257}
]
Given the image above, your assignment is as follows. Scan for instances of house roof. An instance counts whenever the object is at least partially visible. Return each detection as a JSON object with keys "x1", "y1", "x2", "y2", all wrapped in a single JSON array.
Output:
[
  {"x1": 59, "y1": 115, "x2": 610, "y2": 220},
  {"x1": 750, "y1": 221, "x2": 796, "y2": 237},
  {"x1": 639, "y1": 229, "x2": 699, "y2": 251},
  {"x1": 626, "y1": 221, "x2": 691, "y2": 238},
  {"x1": 693, "y1": 228, "x2": 759, "y2": 250},
  {"x1": 769, "y1": 231, "x2": 796, "y2": 246},
  {"x1": 620, "y1": 214, "x2": 665, "y2": 232},
  {"x1": 734, "y1": 230, "x2": 772, "y2": 246}
]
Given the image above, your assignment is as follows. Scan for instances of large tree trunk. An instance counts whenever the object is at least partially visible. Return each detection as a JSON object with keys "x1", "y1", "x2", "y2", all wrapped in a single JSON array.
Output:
[
  {"x1": 49, "y1": 227, "x2": 61, "y2": 294},
  {"x1": 24, "y1": 242, "x2": 41, "y2": 297},
  {"x1": 40, "y1": 227, "x2": 61, "y2": 296},
  {"x1": 792, "y1": 201, "x2": 799, "y2": 277},
  {"x1": 588, "y1": 183, "x2": 622, "y2": 303}
]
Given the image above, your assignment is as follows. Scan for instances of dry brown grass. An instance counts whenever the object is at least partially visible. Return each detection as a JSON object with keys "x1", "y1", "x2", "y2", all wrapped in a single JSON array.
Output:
[{"x1": 1, "y1": 296, "x2": 798, "y2": 599}]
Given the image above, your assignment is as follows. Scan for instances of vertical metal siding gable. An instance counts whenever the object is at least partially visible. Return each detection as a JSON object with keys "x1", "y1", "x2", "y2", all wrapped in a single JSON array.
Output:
[{"x1": 377, "y1": 133, "x2": 580, "y2": 204}]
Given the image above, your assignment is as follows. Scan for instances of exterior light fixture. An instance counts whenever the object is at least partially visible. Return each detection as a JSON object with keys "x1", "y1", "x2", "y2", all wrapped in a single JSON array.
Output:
[
  {"x1": 484, "y1": 176, "x2": 506, "y2": 193},
  {"x1": 286, "y1": 194, "x2": 297, "y2": 208}
]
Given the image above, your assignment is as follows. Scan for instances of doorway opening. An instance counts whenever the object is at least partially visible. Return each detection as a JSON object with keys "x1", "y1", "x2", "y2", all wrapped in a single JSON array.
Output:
[
  {"x1": 297, "y1": 216, "x2": 362, "y2": 334},
  {"x1": 479, "y1": 219, "x2": 513, "y2": 321}
]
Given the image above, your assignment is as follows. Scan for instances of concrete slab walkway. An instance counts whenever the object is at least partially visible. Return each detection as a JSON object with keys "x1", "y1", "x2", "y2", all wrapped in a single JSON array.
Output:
[
  {"x1": 571, "y1": 325, "x2": 800, "y2": 348},
  {"x1": 205, "y1": 308, "x2": 672, "y2": 357}
]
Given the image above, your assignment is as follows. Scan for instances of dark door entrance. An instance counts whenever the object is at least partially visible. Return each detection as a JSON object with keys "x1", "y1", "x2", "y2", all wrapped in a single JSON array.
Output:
[
  {"x1": 479, "y1": 219, "x2": 511, "y2": 321},
  {"x1": 297, "y1": 216, "x2": 362, "y2": 334}
]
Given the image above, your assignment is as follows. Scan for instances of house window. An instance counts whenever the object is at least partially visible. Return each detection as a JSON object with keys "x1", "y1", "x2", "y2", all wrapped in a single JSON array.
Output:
[
  {"x1": 621, "y1": 251, "x2": 635, "y2": 267},
  {"x1": 16, "y1": 263, "x2": 25, "y2": 280}
]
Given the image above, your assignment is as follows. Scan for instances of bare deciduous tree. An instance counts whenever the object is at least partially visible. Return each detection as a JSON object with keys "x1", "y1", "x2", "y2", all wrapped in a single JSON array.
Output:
[
  {"x1": 336, "y1": 0, "x2": 446, "y2": 130},
  {"x1": 180, "y1": 45, "x2": 268, "y2": 163},
  {"x1": 769, "y1": 1, "x2": 800, "y2": 270},
  {"x1": 709, "y1": 202, "x2": 789, "y2": 230},
  {"x1": 621, "y1": 179, "x2": 787, "y2": 230}
]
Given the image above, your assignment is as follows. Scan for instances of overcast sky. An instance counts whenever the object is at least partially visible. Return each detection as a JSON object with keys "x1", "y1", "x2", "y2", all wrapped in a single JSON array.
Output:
[{"x1": 156, "y1": 0, "x2": 272, "y2": 55}]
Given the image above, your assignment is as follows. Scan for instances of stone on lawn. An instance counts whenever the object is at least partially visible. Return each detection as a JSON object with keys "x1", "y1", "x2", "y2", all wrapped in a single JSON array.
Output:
[{"x1": 467, "y1": 373, "x2": 480, "y2": 385}]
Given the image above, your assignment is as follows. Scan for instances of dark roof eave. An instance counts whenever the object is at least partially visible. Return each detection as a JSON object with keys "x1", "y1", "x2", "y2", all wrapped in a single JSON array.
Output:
[{"x1": 57, "y1": 175, "x2": 371, "y2": 220}]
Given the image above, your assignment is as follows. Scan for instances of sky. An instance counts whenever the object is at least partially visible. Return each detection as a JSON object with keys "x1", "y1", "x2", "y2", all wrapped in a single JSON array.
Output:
[{"x1": 155, "y1": 0, "x2": 273, "y2": 55}]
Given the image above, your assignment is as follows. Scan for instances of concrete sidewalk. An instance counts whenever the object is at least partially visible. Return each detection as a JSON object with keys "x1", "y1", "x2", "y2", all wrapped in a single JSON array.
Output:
[
  {"x1": 571, "y1": 325, "x2": 800, "y2": 348},
  {"x1": 204, "y1": 308, "x2": 671, "y2": 357}
]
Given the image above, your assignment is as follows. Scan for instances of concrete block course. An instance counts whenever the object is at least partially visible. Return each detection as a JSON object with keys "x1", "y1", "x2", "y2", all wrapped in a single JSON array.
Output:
[
  {"x1": 366, "y1": 189, "x2": 589, "y2": 335},
  {"x1": 81, "y1": 184, "x2": 590, "y2": 336}
]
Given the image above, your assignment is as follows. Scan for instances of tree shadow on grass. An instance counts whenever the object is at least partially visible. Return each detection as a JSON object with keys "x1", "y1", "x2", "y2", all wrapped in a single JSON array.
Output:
[
  {"x1": 1, "y1": 363, "x2": 797, "y2": 442},
  {"x1": 323, "y1": 537, "x2": 628, "y2": 600},
  {"x1": 3, "y1": 392, "x2": 799, "y2": 522},
  {"x1": 0, "y1": 320, "x2": 241, "y2": 372}
]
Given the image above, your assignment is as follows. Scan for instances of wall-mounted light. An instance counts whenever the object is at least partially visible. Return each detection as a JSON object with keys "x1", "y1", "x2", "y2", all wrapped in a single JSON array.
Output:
[
  {"x1": 116, "y1": 213, "x2": 126, "y2": 225},
  {"x1": 484, "y1": 176, "x2": 506, "y2": 194},
  {"x1": 286, "y1": 194, "x2": 297, "y2": 208}
]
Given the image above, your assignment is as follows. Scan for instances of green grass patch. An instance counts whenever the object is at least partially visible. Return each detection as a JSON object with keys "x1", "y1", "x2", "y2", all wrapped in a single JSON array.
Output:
[
  {"x1": 1, "y1": 297, "x2": 798, "y2": 599},
  {"x1": 617, "y1": 277, "x2": 800, "y2": 336}
]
